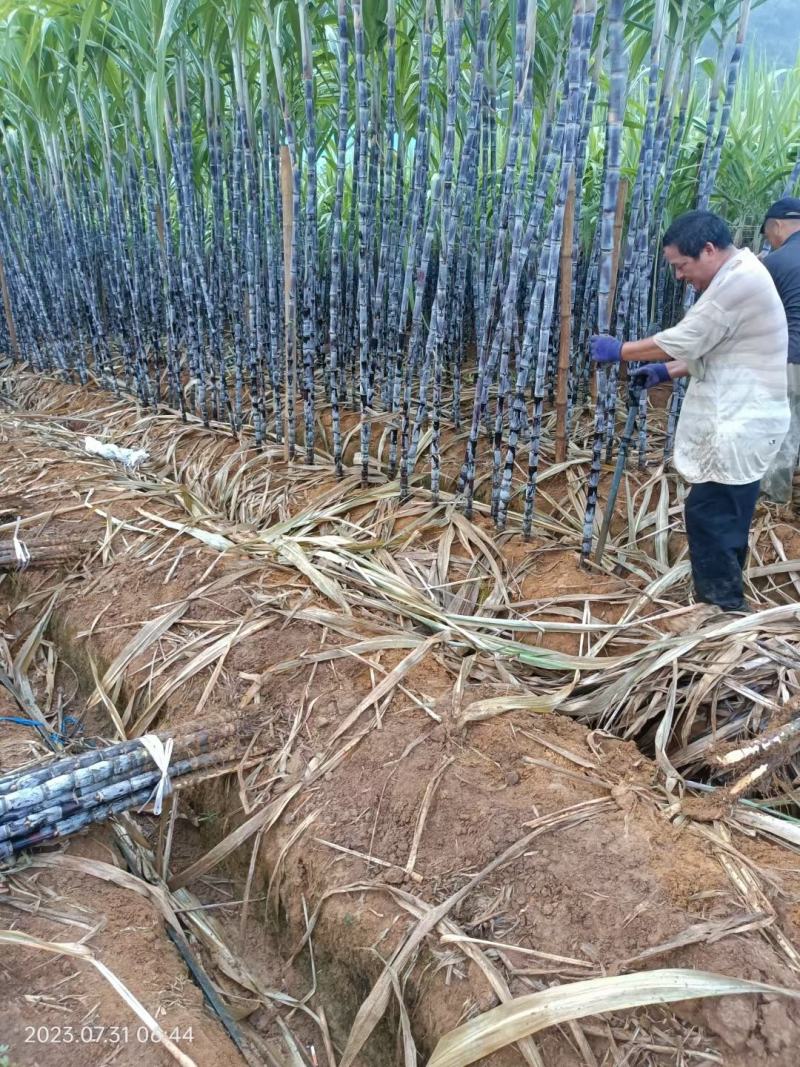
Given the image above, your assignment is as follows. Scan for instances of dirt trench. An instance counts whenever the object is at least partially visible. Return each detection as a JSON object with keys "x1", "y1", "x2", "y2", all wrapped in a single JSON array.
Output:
[{"x1": 3, "y1": 370, "x2": 800, "y2": 1066}]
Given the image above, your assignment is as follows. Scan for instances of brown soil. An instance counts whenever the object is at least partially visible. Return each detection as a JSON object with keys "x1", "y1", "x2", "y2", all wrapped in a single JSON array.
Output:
[
  {"x1": 3, "y1": 369, "x2": 800, "y2": 1067},
  {"x1": 1, "y1": 830, "x2": 238, "y2": 1067}
]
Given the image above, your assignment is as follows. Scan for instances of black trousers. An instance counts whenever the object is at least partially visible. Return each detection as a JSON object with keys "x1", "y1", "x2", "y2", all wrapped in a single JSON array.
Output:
[{"x1": 684, "y1": 480, "x2": 760, "y2": 612}]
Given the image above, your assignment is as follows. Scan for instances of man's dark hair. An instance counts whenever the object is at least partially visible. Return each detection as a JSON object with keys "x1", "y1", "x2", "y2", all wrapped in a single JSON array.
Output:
[{"x1": 662, "y1": 210, "x2": 733, "y2": 257}]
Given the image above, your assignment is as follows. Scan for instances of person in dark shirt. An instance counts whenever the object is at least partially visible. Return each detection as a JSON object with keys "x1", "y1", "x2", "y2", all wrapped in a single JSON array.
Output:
[{"x1": 761, "y1": 196, "x2": 800, "y2": 506}]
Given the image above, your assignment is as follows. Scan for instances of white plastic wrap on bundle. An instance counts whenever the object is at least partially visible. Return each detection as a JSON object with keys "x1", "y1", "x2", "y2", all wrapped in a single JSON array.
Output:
[
  {"x1": 138, "y1": 734, "x2": 174, "y2": 815},
  {"x1": 12, "y1": 517, "x2": 30, "y2": 571},
  {"x1": 84, "y1": 436, "x2": 149, "y2": 470}
]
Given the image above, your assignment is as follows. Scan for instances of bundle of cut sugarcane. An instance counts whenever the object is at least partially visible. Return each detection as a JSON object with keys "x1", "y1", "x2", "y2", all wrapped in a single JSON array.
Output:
[
  {"x1": 0, "y1": 539, "x2": 94, "y2": 571},
  {"x1": 0, "y1": 720, "x2": 246, "y2": 861}
]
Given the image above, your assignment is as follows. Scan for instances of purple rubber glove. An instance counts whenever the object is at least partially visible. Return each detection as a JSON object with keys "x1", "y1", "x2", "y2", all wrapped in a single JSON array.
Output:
[
  {"x1": 589, "y1": 334, "x2": 623, "y2": 363},
  {"x1": 634, "y1": 363, "x2": 671, "y2": 390}
]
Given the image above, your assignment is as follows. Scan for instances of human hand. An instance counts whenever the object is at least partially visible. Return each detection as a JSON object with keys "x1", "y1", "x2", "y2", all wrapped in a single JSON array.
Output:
[
  {"x1": 634, "y1": 363, "x2": 671, "y2": 390},
  {"x1": 589, "y1": 334, "x2": 623, "y2": 363}
]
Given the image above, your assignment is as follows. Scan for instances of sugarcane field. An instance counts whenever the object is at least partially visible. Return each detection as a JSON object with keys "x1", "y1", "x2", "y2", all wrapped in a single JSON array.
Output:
[{"x1": 5, "y1": 0, "x2": 800, "y2": 1064}]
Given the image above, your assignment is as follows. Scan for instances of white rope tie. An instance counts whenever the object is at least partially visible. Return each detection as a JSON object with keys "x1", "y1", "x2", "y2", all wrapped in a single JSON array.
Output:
[
  {"x1": 138, "y1": 734, "x2": 174, "y2": 815},
  {"x1": 12, "y1": 517, "x2": 30, "y2": 572}
]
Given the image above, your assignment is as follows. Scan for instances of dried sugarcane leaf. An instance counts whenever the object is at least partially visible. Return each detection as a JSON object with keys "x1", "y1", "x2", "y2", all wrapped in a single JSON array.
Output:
[
  {"x1": 28, "y1": 852, "x2": 183, "y2": 930},
  {"x1": 388, "y1": 967, "x2": 418, "y2": 1067},
  {"x1": 88, "y1": 654, "x2": 128, "y2": 739},
  {"x1": 654, "y1": 661, "x2": 681, "y2": 791},
  {"x1": 448, "y1": 509, "x2": 508, "y2": 611},
  {"x1": 654, "y1": 475, "x2": 671, "y2": 570},
  {"x1": 614, "y1": 912, "x2": 774, "y2": 972},
  {"x1": 256, "y1": 634, "x2": 421, "y2": 678},
  {"x1": 275, "y1": 537, "x2": 351, "y2": 611},
  {"x1": 131, "y1": 616, "x2": 272, "y2": 736},
  {"x1": 427, "y1": 969, "x2": 800, "y2": 1067},
  {"x1": 137, "y1": 508, "x2": 235, "y2": 551},
  {"x1": 327, "y1": 632, "x2": 448, "y2": 745},
  {"x1": 88, "y1": 602, "x2": 188, "y2": 708},
  {"x1": 456, "y1": 683, "x2": 574, "y2": 726},
  {"x1": 11, "y1": 593, "x2": 58, "y2": 724}
]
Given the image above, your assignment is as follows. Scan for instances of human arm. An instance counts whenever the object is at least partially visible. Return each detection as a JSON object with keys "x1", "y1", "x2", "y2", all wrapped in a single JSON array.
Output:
[
  {"x1": 590, "y1": 333, "x2": 685, "y2": 371},
  {"x1": 590, "y1": 297, "x2": 730, "y2": 370},
  {"x1": 620, "y1": 336, "x2": 670, "y2": 363},
  {"x1": 590, "y1": 334, "x2": 687, "y2": 365},
  {"x1": 590, "y1": 312, "x2": 718, "y2": 370}
]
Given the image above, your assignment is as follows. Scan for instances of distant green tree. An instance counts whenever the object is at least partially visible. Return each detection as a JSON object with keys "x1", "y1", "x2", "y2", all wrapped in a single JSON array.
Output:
[{"x1": 749, "y1": 0, "x2": 800, "y2": 68}]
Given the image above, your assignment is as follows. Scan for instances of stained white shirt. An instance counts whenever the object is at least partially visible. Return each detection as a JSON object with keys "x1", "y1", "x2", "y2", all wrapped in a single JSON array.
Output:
[{"x1": 653, "y1": 247, "x2": 789, "y2": 484}]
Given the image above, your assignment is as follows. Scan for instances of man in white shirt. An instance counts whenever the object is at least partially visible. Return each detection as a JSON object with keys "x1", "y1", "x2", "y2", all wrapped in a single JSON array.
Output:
[{"x1": 590, "y1": 210, "x2": 789, "y2": 618}]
